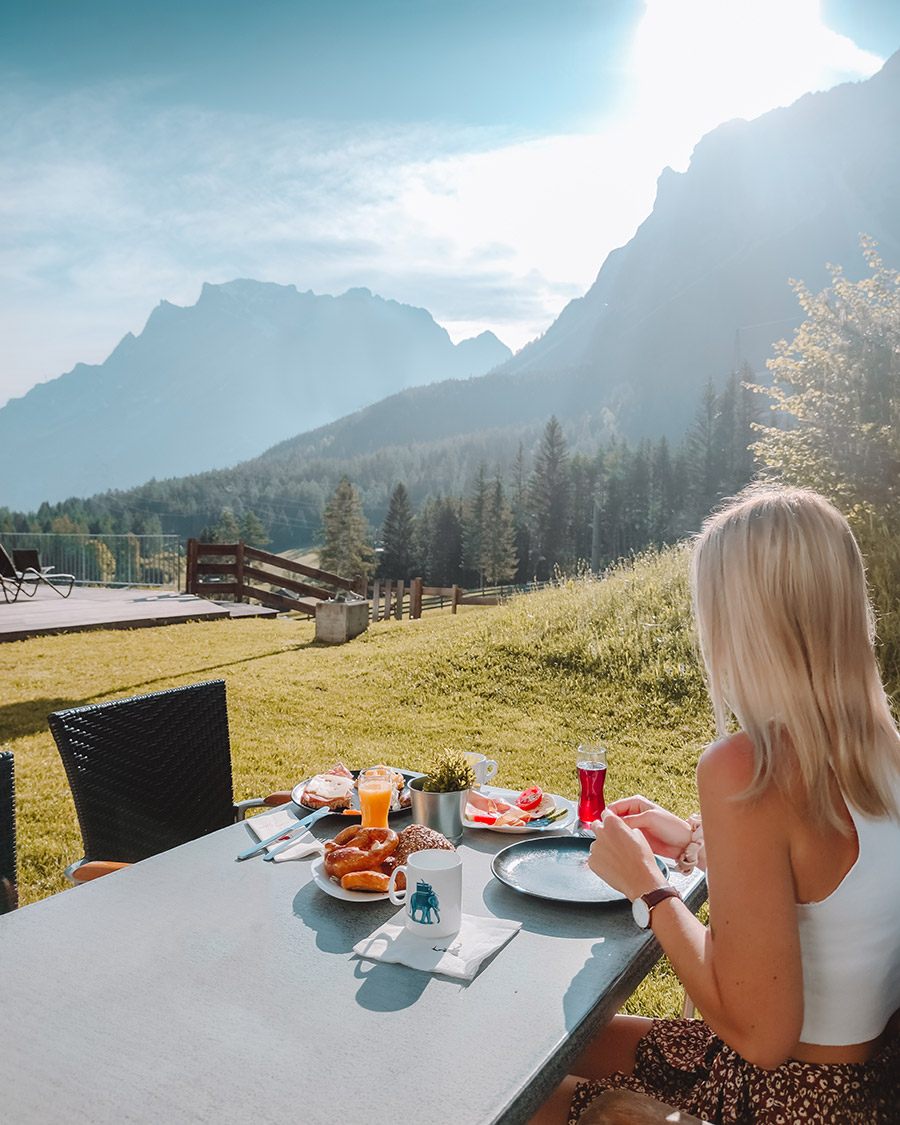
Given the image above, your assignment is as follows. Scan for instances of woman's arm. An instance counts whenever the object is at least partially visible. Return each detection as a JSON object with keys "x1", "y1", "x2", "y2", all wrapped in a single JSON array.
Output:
[{"x1": 589, "y1": 733, "x2": 803, "y2": 1068}]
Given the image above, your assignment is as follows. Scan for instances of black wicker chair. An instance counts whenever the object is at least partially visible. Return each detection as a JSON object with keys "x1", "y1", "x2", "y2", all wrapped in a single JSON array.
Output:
[
  {"x1": 48, "y1": 680, "x2": 291, "y2": 882},
  {"x1": 11, "y1": 548, "x2": 75, "y2": 598},
  {"x1": 0, "y1": 751, "x2": 17, "y2": 913}
]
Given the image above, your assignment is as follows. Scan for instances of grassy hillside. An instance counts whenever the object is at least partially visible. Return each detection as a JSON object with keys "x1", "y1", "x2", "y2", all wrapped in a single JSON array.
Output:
[{"x1": 4, "y1": 544, "x2": 713, "y2": 1015}]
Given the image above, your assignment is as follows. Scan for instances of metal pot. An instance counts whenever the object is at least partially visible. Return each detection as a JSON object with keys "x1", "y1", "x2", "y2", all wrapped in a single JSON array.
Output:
[{"x1": 407, "y1": 776, "x2": 467, "y2": 844}]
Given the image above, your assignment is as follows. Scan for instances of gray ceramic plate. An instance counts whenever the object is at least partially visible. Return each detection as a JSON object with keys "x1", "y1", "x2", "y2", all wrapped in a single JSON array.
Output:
[{"x1": 491, "y1": 836, "x2": 669, "y2": 903}]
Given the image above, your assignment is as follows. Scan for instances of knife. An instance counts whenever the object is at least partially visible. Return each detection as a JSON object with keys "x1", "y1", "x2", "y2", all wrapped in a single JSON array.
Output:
[
  {"x1": 262, "y1": 818, "x2": 329, "y2": 861},
  {"x1": 235, "y1": 806, "x2": 332, "y2": 861}
]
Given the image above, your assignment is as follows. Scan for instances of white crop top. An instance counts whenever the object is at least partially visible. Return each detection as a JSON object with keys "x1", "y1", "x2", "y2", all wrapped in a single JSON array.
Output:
[{"x1": 796, "y1": 792, "x2": 900, "y2": 1045}]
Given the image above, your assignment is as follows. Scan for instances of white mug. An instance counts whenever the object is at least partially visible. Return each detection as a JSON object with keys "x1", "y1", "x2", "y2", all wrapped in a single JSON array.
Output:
[
  {"x1": 463, "y1": 752, "x2": 499, "y2": 789},
  {"x1": 388, "y1": 849, "x2": 462, "y2": 938}
]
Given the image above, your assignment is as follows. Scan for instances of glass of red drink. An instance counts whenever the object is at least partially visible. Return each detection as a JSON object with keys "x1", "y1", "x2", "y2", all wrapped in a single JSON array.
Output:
[{"x1": 576, "y1": 744, "x2": 608, "y2": 826}]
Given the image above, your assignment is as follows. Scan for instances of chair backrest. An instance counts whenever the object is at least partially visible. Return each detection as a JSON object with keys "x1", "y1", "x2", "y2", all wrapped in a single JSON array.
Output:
[
  {"x1": 0, "y1": 544, "x2": 16, "y2": 581},
  {"x1": 12, "y1": 549, "x2": 40, "y2": 573},
  {"x1": 0, "y1": 751, "x2": 16, "y2": 914},
  {"x1": 48, "y1": 681, "x2": 237, "y2": 864}
]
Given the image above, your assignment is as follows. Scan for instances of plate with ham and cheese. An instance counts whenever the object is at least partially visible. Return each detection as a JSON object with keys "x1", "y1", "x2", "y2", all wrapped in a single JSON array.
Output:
[
  {"x1": 463, "y1": 786, "x2": 575, "y2": 833},
  {"x1": 291, "y1": 763, "x2": 421, "y2": 817}
]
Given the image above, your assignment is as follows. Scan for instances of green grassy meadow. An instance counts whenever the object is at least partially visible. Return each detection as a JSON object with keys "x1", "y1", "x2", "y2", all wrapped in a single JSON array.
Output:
[{"x1": 3, "y1": 545, "x2": 714, "y2": 1016}]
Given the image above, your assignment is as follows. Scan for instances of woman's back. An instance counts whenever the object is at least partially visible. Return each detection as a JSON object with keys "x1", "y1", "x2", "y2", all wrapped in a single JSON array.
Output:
[{"x1": 794, "y1": 780, "x2": 900, "y2": 1049}]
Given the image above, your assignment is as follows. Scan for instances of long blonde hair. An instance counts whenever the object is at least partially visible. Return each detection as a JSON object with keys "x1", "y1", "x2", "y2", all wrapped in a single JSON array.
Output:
[{"x1": 691, "y1": 485, "x2": 900, "y2": 827}]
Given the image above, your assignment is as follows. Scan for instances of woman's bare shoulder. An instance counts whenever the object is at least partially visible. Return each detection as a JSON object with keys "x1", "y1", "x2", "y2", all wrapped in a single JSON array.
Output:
[{"x1": 698, "y1": 732, "x2": 757, "y2": 796}]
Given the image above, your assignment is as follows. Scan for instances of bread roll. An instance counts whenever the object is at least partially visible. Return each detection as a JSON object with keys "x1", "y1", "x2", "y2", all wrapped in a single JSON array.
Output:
[{"x1": 392, "y1": 823, "x2": 455, "y2": 890}]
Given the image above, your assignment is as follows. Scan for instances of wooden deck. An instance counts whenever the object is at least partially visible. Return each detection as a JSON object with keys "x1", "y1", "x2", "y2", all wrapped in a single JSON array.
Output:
[{"x1": 0, "y1": 586, "x2": 279, "y2": 643}]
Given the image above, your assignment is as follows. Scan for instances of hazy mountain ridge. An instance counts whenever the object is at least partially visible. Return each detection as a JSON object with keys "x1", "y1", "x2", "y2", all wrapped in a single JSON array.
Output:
[
  {"x1": 501, "y1": 51, "x2": 900, "y2": 431},
  {"x1": 4, "y1": 51, "x2": 900, "y2": 516},
  {"x1": 0, "y1": 281, "x2": 511, "y2": 510},
  {"x1": 233, "y1": 51, "x2": 900, "y2": 474}
]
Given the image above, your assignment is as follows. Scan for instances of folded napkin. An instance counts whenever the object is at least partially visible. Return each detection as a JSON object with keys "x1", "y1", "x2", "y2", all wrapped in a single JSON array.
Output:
[
  {"x1": 246, "y1": 808, "x2": 324, "y2": 862},
  {"x1": 353, "y1": 911, "x2": 522, "y2": 980}
]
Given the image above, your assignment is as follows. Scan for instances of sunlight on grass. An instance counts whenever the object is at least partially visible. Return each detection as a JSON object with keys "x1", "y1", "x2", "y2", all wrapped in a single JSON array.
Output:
[{"x1": 2, "y1": 546, "x2": 716, "y2": 1017}]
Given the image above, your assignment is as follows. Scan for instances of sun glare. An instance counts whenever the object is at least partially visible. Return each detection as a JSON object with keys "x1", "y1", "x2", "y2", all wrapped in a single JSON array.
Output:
[{"x1": 632, "y1": 0, "x2": 884, "y2": 169}]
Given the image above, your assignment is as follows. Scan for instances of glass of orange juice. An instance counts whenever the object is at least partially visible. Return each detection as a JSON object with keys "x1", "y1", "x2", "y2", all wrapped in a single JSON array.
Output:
[{"x1": 358, "y1": 773, "x2": 392, "y2": 829}]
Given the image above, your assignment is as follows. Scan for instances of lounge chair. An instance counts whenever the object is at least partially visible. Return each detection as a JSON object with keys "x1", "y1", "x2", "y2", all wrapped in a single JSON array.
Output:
[
  {"x1": 48, "y1": 679, "x2": 292, "y2": 883},
  {"x1": 11, "y1": 548, "x2": 75, "y2": 598},
  {"x1": 0, "y1": 544, "x2": 35, "y2": 602}
]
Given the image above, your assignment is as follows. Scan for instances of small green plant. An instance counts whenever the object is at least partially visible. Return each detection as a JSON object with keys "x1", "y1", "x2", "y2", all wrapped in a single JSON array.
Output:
[{"x1": 421, "y1": 749, "x2": 476, "y2": 792}]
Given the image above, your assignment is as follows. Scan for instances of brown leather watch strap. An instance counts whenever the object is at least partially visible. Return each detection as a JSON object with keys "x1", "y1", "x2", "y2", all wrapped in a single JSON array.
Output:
[{"x1": 642, "y1": 886, "x2": 681, "y2": 911}]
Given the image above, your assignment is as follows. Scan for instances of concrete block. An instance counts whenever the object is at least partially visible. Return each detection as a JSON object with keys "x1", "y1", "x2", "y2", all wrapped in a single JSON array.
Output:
[{"x1": 315, "y1": 599, "x2": 370, "y2": 644}]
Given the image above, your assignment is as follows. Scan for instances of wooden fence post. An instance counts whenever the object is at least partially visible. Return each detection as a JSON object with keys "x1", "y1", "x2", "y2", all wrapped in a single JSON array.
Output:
[
  {"x1": 382, "y1": 579, "x2": 393, "y2": 621},
  {"x1": 451, "y1": 584, "x2": 460, "y2": 614},
  {"x1": 371, "y1": 580, "x2": 381, "y2": 623},
  {"x1": 411, "y1": 577, "x2": 422, "y2": 619},
  {"x1": 234, "y1": 540, "x2": 245, "y2": 603},
  {"x1": 394, "y1": 580, "x2": 405, "y2": 620},
  {"x1": 186, "y1": 538, "x2": 198, "y2": 594}
]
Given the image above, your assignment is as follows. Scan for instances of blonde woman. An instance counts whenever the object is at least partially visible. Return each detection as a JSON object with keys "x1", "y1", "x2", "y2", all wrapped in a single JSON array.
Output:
[{"x1": 534, "y1": 486, "x2": 900, "y2": 1125}]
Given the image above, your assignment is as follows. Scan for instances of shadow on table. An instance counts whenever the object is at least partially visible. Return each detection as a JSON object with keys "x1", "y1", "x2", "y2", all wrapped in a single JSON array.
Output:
[
  {"x1": 351, "y1": 956, "x2": 433, "y2": 1011},
  {"x1": 291, "y1": 882, "x2": 438, "y2": 1011},
  {"x1": 291, "y1": 882, "x2": 397, "y2": 952}
]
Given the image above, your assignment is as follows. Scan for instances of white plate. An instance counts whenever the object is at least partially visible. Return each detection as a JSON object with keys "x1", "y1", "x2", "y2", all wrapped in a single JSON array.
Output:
[
  {"x1": 310, "y1": 856, "x2": 390, "y2": 902},
  {"x1": 463, "y1": 793, "x2": 575, "y2": 834},
  {"x1": 291, "y1": 767, "x2": 420, "y2": 816}
]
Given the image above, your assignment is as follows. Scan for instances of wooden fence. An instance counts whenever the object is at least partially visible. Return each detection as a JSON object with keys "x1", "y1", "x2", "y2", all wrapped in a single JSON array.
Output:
[
  {"x1": 370, "y1": 579, "x2": 521, "y2": 620},
  {"x1": 185, "y1": 541, "x2": 366, "y2": 616},
  {"x1": 185, "y1": 540, "x2": 540, "y2": 622}
]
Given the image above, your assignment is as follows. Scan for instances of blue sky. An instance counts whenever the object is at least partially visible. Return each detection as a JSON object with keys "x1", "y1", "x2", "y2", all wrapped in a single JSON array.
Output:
[{"x1": 2, "y1": 0, "x2": 899, "y2": 406}]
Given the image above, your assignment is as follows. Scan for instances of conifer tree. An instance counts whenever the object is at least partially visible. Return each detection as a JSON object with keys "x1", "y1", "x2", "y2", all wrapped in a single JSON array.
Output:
[
  {"x1": 239, "y1": 510, "x2": 270, "y2": 547},
  {"x1": 200, "y1": 507, "x2": 240, "y2": 543},
  {"x1": 463, "y1": 464, "x2": 490, "y2": 585},
  {"x1": 319, "y1": 476, "x2": 377, "y2": 581},
  {"x1": 649, "y1": 436, "x2": 677, "y2": 544},
  {"x1": 379, "y1": 482, "x2": 415, "y2": 578},
  {"x1": 530, "y1": 416, "x2": 570, "y2": 579},
  {"x1": 482, "y1": 472, "x2": 518, "y2": 585},
  {"x1": 429, "y1": 497, "x2": 464, "y2": 587},
  {"x1": 511, "y1": 442, "x2": 532, "y2": 582}
]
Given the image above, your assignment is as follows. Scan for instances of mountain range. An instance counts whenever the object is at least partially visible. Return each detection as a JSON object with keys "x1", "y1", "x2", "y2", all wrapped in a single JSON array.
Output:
[
  {"x1": 3, "y1": 49, "x2": 900, "y2": 514},
  {"x1": 0, "y1": 283, "x2": 510, "y2": 510},
  {"x1": 264, "y1": 48, "x2": 900, "y2": 469}
]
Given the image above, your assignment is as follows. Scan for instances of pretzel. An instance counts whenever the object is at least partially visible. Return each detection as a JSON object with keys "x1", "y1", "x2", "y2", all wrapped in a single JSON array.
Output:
[
  {"x1": 340, "y1": 870, "x2": 391, "y2": 893},
  {"x1": 323, "y1": 827, "x2": 398, "y2": 880}
]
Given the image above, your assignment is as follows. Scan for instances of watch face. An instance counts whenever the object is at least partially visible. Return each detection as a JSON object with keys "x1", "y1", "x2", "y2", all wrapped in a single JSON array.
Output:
[{"x1": 632, "y1": 896, "x2": 650, "y2": 929}]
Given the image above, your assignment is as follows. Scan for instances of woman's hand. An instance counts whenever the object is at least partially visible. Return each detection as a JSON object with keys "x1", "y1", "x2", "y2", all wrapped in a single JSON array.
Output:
[
  {"x1": 588, "y1": 808, "x2": 669, "y2": 901},
  {"x1": 606, "y1": 795, "x2": 693, "y2": 862}
]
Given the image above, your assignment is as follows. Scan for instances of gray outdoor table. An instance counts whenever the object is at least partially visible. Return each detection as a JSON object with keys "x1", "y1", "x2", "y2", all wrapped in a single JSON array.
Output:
[{"x1": 0, "y1": 796, "x2": 705, "y2": 1125}]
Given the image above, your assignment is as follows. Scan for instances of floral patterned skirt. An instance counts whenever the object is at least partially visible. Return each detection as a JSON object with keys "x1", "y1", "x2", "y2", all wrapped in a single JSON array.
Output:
[{"x1": 568, "y1": 1018, "x2": 900, "y2": 1125}]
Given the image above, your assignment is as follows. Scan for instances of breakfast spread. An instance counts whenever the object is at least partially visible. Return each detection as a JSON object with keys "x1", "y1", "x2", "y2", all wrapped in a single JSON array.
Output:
[
  {"x1": 299, "y1": 763, "x2": 356, "y2": 810},
  {"x1": 323, "y1": 822, "x2": 455, "y2": 893},
  {"x1": 465, "y1": 786, "x2": 565, "y2": 827},
  {"x1": 355, "y1": 765, "x2": 412, "y2": 811},
  {"x1": 298, "y1": 763, "x2": 412, "y2": 812}
]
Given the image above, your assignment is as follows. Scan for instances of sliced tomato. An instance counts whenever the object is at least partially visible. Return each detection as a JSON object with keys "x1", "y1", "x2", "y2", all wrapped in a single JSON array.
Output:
[{"x1": 515, "y1": 785, "x2": 544, "y2": 811}]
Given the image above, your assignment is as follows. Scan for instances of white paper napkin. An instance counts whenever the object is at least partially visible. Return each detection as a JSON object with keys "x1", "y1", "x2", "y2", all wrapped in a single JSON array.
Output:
[
  {"x1": 353, "y1": 911, "x2": 522, "y2": 980},
  {"x1": 246, "y1": 808, "x2": 324, "y2": 862}
]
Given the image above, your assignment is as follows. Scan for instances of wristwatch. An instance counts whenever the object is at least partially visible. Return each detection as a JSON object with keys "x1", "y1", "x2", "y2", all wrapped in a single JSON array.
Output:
[{"x1": 632, "y1": 886, "x2": 681, "y2": 929}]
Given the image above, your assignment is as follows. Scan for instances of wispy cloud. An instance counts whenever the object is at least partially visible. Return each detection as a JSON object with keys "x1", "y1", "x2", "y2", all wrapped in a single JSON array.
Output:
[{"x1": 0, "y1": 0, "x2": 887, "y2": 406}]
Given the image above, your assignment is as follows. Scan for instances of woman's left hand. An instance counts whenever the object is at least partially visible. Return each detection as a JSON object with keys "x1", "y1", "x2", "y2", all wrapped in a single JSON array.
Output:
[{"x1": 588, "y1": 808, "x2": 669, "y2": 900}]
